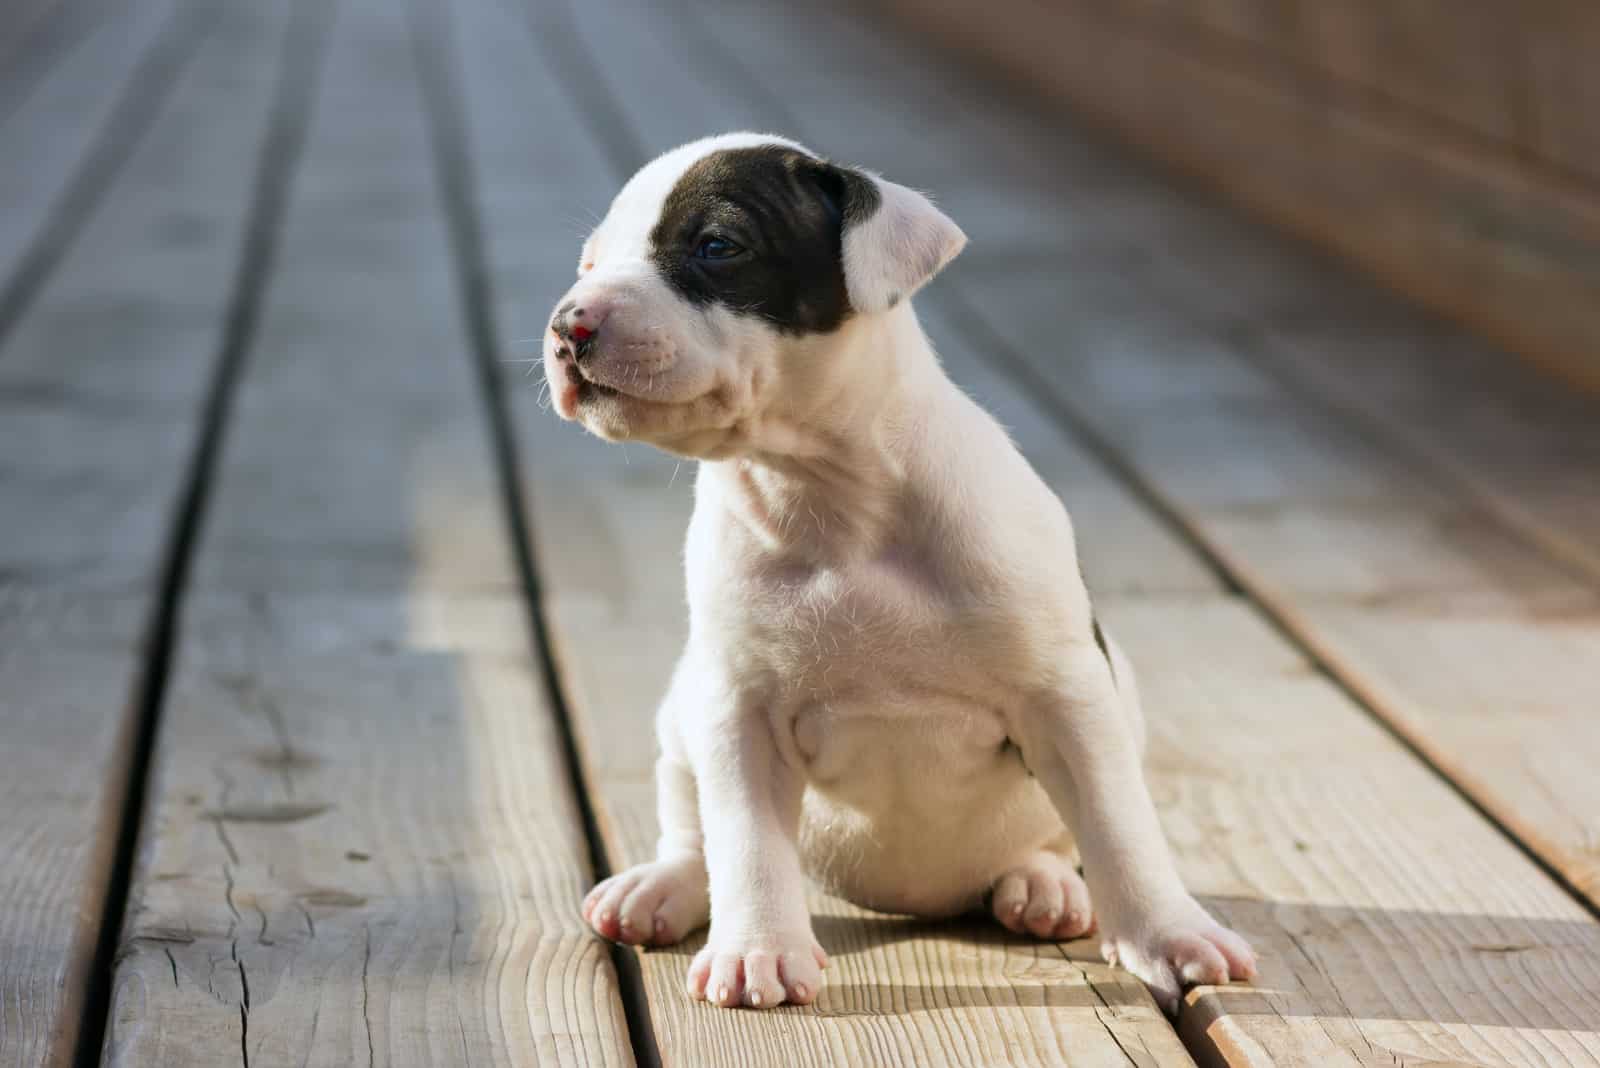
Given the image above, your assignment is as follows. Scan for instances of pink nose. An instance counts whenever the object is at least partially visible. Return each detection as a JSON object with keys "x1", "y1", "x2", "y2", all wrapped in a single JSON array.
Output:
[{"x1": 554, "y1": 297, "x2": 611, "y2": 344}]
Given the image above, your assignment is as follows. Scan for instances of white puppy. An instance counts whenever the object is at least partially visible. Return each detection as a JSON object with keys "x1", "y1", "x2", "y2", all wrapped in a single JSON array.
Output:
[{"x1": 548, "y1": 133, "x2": 1255, "y2": 1013}]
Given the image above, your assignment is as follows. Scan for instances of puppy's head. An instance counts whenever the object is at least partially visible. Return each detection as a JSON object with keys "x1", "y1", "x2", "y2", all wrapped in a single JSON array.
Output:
[{"x1": 544, "y1": 133, "x2": 965, "y2": 457}]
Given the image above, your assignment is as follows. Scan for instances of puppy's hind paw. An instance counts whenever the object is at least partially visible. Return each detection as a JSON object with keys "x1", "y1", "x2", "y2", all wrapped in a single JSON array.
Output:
[
  {"x1": 990, "y1": 852, "x2": 1095, "y2": 940},
  {"x1": 582, "y1": 855, "x2": 709, "y2": 947}
]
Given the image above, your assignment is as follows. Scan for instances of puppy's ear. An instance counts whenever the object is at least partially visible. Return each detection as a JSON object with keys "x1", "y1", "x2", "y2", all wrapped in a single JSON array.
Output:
[{"x1": 808, "y1": 162, "x2": 967, "y2": 314}]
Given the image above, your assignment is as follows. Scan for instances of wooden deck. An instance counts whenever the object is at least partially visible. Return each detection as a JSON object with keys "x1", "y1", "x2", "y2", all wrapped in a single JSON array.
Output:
[{"x1": 3, "y1": 0, "x2": 1599, "y2": 1064}]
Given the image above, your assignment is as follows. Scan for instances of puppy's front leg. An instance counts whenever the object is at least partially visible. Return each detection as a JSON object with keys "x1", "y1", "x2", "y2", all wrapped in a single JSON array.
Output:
[
  {"x1": 583, "y1": 655, "x2": 711, "y2": 947},
  {"x1": 1014, "y1": 644, "x2": 1255, "y2": 1013},
  {"x1": 684, "y1": 692, "x2": 825, "y2": 1010}
]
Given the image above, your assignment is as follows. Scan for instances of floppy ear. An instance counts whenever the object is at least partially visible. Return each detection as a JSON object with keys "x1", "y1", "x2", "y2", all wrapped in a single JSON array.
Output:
[{"x1": 823, "y1": 166, "x2": 967, "y2": 314}]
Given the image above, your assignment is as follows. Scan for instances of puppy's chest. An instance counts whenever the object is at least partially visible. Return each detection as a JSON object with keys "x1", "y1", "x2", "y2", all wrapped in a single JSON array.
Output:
[{"x1": 725, "y1": 555, "x2": 1019, "y2": 721}]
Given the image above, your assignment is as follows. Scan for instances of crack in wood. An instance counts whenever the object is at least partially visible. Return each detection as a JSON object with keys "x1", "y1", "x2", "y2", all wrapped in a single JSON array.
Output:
[{"x1": 360, "y1": 923, "x2": 375, "y2": 1068}]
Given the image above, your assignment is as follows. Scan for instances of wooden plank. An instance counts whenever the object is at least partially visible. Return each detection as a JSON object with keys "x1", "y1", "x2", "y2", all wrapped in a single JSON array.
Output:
[
  {"x1": 447, "y1": 0, "x2": 1200, "y2": 1063},
  {"x1": 0, "y1": 0, "x2": 205, "y2": 345},
  {"x1": 102, "y1": 0, "x2": 633, "y2": 1063},
  {"x1": 0, "y1": 0, "x2": 301, "y2": 1062},
  {"x1": 866, "y1": 0, "x2": 1600, "y2": 396},
  {"x1": 584, "y1": 0, "x2": 1600, "y2": 1064},
  {"x1": 1142, "y1": 165, "x2": 1600, "y2": 591}
]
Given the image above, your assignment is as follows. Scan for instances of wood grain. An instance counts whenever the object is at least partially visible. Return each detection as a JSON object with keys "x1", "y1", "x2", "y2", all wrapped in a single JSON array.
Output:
[
  {"x1": 0, "y1": 1, "x2": 295, "y2": 1062},
  {"x1": 448, "y1": 0, "x2": 1201, "y2": 1062},
  {"x1": 102, "y1": 0, "x2": 632, "y2": 1063}
]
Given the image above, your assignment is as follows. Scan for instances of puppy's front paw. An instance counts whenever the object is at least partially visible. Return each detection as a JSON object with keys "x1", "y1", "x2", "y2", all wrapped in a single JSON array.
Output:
[
  {"x1": 686, "y1": 930, "x2": 828, "y2": 1009},
  {"x1": 1101, "y1": 899, "x2": 1255, "y2": 1014},
  {"x1": 582, "y1": 855, "x2": 709, "y2": 946}
]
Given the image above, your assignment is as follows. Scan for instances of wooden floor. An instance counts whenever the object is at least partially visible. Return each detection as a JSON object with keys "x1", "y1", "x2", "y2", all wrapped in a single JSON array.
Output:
[{"x1": 3, "y1": 0, "x2": 1600, "y2": 1064}]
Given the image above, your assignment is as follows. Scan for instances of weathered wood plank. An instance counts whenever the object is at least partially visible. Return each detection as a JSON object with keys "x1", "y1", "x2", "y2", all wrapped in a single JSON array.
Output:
[
  {"x1": 0, "y1": 0, "x2": 205, "y2": 345},
  {"x1": 0, "y1": 0, "x2": 299, "y2": 1062},
  {"x1": 103, "y1": 0, "x2": 632, "y2": 1063},
  {"x1": 448, "y1": 0, "x2": 1199, "y2": 1063},
  {"x1": 569, "y1": 0, "x2": 1600, "y2": 1064},
  {"x1": 1139, "y1": 211, "x2": 1600, "y2": 603}
]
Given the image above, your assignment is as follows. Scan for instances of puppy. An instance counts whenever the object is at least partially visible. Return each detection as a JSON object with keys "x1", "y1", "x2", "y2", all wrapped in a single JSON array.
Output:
[{"x1": 548, "y1": 133, "x2": 1255, "y2": 1012}]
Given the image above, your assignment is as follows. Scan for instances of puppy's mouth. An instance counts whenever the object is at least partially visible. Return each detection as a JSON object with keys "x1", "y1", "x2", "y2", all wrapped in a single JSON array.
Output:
[
  {"x1": 551, "y1": 349, "x2": 665, "y2": 424},
  {"x1": 547, "y1": 328, "x2": 698, "y2": 424},
  {"x1": 555, "y1": 339, "x2": 672, "y2": 404},
  {"x1": 565, "y1": 360, "x2": 617, "y2": 395},
  {"x1": 568, "y1": 360, "x2": 628, "y2": 401}
]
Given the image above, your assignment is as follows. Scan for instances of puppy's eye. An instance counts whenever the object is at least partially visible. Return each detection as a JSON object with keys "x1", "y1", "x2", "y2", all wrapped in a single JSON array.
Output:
[{"x1": 693, "y1": 236, "x2": 743, "y2": 261}]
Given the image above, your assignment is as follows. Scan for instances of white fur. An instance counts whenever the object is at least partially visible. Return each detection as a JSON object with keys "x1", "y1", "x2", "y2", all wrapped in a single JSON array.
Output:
[{"x1": 560, "y1": 133, "x2": 1255, "y2": 1013}]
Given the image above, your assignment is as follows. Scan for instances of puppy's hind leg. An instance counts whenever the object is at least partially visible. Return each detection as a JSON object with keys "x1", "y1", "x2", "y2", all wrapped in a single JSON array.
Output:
[
  {"x1": 990, "y1": 630, "x2": 1141, "y2": 943},
  {"x1": 582, "y1": 658, "x2": 711, "y2": 947}
]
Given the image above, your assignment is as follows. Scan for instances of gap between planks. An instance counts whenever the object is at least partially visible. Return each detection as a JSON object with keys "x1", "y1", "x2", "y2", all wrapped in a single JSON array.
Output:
[
  {"x1": 403, "y1": 0, "x2": 662, "y2": 1062},
  {"x1": 69, "y1": 0, "x2": 335, "y2": 1062}
]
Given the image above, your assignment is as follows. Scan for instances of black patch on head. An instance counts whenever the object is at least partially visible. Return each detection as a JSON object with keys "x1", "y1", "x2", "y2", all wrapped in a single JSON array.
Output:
[{"x1": 649, "y1": 145, "x2": 879, "y2": 334}]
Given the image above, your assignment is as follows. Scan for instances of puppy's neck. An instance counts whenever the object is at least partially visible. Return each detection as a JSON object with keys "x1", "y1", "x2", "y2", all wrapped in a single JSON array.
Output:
[{"x1": 708, "y1": 306, "x2": 941, "y2": 565}]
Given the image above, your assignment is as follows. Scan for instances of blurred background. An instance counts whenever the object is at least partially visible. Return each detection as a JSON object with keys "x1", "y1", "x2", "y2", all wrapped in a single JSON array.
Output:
[
  {"x1": 3, "y1": 0, "x2": 1599, "y2": 1066},
  {"x1": 889, "y1": 0, "x2": 1600, "y2": 394}
]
